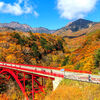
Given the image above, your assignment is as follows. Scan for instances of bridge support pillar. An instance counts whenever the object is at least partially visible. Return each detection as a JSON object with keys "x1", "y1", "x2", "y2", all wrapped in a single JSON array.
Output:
[{"x1": 53, "y1": 77, "x2": 62, "y2": 91}]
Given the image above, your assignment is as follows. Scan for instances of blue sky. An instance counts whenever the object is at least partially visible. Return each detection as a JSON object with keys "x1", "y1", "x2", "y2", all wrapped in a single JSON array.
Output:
[{"x1": 0, "y1": 0, "x2": 100, "y2": 30}]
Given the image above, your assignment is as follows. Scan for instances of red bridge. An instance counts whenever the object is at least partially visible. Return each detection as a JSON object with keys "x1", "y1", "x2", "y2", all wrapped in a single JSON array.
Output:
[{"x1": 0, "y1": 62, "x2": 100, "y2": 100}]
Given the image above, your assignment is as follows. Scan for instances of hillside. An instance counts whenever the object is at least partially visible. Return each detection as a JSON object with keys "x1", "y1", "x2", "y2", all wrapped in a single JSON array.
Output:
[
  {"x1": 61, "y1": 30, "x2": 100, "y2": 72},
  {"x1": 0, "y1": 24, "x2": 100, "y2": 100},
  {"x1": 0, "y1": 30, "x2": 69, "y2": 67},
  {"x1": 53, "y1": 19, "x2": 100, "y2": 51},
  {"x1": 45, "y1": 79, "x2": 100, "y2": 100},
  {"x1": 0, "y1": 26, "x2": 99, "y2": 71}
]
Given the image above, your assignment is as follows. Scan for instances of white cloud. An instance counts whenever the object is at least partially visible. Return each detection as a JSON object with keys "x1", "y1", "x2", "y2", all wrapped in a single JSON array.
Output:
[
  {"x1": 18, "y1": 0, "x2": 23, "y2": 4},
  {"x1": 57, "y1": 0, "x2": 98, "y2": 19},
  {"x1": 33, "y1": 11, "x2": 39, "y2": 17},
  {"x1": 0, "y1": 2, "x2": 4, "y2": 8},
  {"x1": 0, "y1": 0, "x2": 39, "y2": 16}
]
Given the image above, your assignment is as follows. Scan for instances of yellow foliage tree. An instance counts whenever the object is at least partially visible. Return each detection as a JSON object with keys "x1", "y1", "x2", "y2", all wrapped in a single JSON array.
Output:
[
  {"x1": 6, "y1": 54, "x2": 17, "y2": 63},
  {"x1": 82, "y1": 56, "x2": 94, "y2": 71}
]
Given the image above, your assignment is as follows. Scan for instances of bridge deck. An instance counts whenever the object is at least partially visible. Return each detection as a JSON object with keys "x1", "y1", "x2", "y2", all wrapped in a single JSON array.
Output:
[{"x1": 0, "y1": 62, "x2": 100, "y2": 84}]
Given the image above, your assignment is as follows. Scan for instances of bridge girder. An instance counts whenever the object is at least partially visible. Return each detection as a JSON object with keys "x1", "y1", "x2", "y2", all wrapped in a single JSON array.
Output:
[{"x1": 0, "y1": 68, "x2": 47, "y2": 100}]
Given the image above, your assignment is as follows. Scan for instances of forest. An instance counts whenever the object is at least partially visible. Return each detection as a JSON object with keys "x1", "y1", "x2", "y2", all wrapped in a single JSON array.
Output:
[{"x1": 0, "y1": 29, "x2": 100, "y2": 99}]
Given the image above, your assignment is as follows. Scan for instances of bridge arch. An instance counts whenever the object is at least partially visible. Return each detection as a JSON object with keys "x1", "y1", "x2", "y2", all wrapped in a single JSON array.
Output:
[{"x1": 0, "y1": 68, "x2": 28, "y2": 100}]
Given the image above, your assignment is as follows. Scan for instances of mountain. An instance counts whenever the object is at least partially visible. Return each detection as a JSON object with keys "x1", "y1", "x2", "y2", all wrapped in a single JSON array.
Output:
[
  {"x1": 54, "y1": 19, "x2": 96, "y2": 36},
  {"x1": 66, "y1": 18, "x2": 94, "y2": 32},
  {"x1": 31, "y1": 27, "x2": 55, "y2": 33},
  {"x1": 0, "y1": 22, "x2": 55, "y2": 34},
  {"x1": 0, "y1": 19, "x2": 98, "y2": 35}
]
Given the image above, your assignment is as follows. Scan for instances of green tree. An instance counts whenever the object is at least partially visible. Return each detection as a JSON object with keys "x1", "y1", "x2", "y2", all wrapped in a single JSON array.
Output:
[
  {"x1": 13, "y1": 33, "x2": 26, "y2": 46},
  {"x1": 31, "y1": 42, "x2": 41, "y2": 58},
  {"x1": 75, "y1": 63, "x2": 81, "y2": 70},
  {"x1": 62, "y1": 56, "x2": 69, "y2": 66},
  {"x1": 94, "y1": 49, "x2": 100, "y2": 68},
  {"x1": 40, "y1": 37, "x2": 47, "y2": 48},
  {"x1": 29, "y1": 31, "x2": 37, "y2": 41},
  {"x1": 58, "y1": 40, "x2": 63, "y2": 50}
]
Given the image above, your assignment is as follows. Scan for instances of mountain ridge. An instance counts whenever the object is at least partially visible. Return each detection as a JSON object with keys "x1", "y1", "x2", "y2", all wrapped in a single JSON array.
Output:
[
  {"x1": 0, "y1": 21, "x2": 56, "y2": 34},
  {"x1": 0, "y1": 19, "x2": 99, "y2": 34}
]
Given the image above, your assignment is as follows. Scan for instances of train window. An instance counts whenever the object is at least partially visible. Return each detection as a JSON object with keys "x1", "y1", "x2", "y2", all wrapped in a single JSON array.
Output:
[
  {"x1": 7, "y1": 64, "x2": 11, "y2": 66},
  {"x1": 21, "y1": 66, "x2": 26, "y2": 68},
  {"x1": 16, "y1": 65, "x2": 20, "y2": 67},
  {"x1": 21, "y1": 66, "x2": 23, "y2": 68},
  {"x1": 4, "y1": 63, "x2": 6, "y2": 65}
]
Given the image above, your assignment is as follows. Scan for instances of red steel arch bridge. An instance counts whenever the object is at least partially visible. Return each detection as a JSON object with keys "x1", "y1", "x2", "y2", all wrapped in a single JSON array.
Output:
[{"x1": 0, "y1": 62, "x2": 100, "y2": 100}]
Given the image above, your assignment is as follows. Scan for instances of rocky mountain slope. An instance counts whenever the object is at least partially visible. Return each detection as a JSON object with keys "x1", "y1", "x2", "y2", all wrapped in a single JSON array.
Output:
[
  {"x1": 66, "y1": 18, "x2": 94, "y2": 32},
  {"x1": 54, "y1": 19, "x2": 97, "y2": 36},
  {"x1": 0, "y1": 22, "x2": 55, "y2": 33}
]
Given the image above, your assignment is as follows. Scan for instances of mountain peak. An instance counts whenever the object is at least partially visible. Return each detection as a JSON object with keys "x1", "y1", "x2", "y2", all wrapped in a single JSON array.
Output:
[
  {"x1": 54, "y1": 19, "x2": 95, "y2": 36},
  {"x1": 66, "y1": 18, "x2": 94, "y2": 32},
  {"x1": 73, "y1": 18, "x2": 93, "y2": 24},
  {"x1": 76, "y1": 18, "x2": 92, "y2": 21}
]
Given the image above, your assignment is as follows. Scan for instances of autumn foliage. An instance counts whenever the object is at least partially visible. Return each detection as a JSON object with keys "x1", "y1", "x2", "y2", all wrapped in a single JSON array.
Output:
[{"x1": 0, "y1": 29, "x2": 100, "y2": 99}]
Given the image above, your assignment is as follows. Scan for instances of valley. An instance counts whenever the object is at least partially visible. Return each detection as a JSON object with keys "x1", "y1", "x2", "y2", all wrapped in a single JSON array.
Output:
[{"x1": 0, "y1": 18, "x2": 100, "y2": 100}]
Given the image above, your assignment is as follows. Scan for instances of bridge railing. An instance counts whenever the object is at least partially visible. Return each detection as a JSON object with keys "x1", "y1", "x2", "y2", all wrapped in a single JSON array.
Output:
[
  {"x1": 0, "y1": 61, "x2": 91, "y2": 73},
  {"x1": 1, "y1": 62, "x2": 100, "y2": 84},
  {"x1": 0, "y1": 62, "x2": 64, "y2": 78}
]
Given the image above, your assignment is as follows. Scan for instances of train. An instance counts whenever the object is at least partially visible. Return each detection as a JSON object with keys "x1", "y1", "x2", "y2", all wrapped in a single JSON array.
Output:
[{"x1": 0, "y1": 62, "x2": 100, "y2": 84}]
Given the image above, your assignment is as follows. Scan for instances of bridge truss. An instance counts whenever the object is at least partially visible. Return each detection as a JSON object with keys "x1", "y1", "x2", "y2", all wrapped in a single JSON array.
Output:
[
  {"x1": 1, "y1": 61, "x2": 100, "y2": 100},
  {"x1": 0, "y1": 67, "x2": 52, "y2": 100}
]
